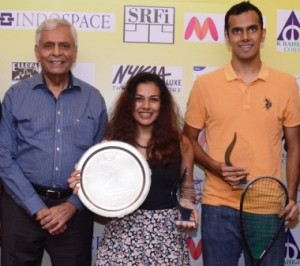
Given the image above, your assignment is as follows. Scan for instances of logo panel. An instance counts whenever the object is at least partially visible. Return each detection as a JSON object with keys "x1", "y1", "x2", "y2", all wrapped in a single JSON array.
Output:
[
  {"x1": 184, "y1": 13, "x2": 224, "y2": 43},
  {"x1": 11, "y1": 62, "x2": 95, "y2": 86},
  {"x1": 193, "y1": 66, "x2": 217, "y2": 81},
  {"x1": 277, "y1": 10, "x2": 300, "y2": 52},
  {"x1": 285, "y1": 229, "x2": 300, "y2": 265},
  {"x1": 0, "y1": 11, "x2": 116, "y2": 31},
  {"x1": 112, "y1": 65, "x2": 182, "y2": 93},
  {"x1": 186, "y1": 237, "x2": 202, "y2": 260},
  {"x1": 12, "y1": 62, "x2": 41, "y2": 84},
  {"x1": 296, "y1": 75, "x2": 300, "y2": 90},
  {"x1": 124, "y1": 6, "x2": 175, "y2": 44}
]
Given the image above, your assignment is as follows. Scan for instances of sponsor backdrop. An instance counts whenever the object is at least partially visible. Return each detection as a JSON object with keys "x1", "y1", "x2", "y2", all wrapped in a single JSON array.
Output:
[{"x1": 0, "y1": 0, "x2": 299, "y2": 265}]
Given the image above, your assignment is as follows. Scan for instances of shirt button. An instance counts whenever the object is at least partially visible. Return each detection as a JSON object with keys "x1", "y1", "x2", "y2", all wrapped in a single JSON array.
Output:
[
  {"x1": 57, "y1": 129, "x2": 61, "y2": 133},
  {"x1": 56, "y1": 147, "x2": 60, "y2": 151},
  {"x1": 57, "y1": 111, "x2": 61, "y2": 115},
  {"x1": 55, "y1": 167, "x2": 59, "y2": 171}
]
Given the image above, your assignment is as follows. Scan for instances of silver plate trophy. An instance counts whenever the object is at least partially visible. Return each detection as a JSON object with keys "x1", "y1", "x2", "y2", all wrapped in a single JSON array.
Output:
[
  {"x1": 77, "y1": 141, "x2": 151, "y2": 217},
  {"x1": 171, "y1": 167, "x2": 196, "y2": 227}
]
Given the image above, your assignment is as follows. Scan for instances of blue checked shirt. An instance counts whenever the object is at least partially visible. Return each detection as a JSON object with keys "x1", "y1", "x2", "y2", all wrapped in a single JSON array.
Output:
[{"x1": 0, "y1": 72, "x2": 108, "y2": 215}]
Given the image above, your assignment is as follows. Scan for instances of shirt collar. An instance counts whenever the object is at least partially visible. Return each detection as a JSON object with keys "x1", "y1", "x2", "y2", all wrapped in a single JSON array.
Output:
[
  {"x1": 224, "y1": 62, "x2": 269, "y2": 82},
  {"x1": 32, "y1": 72, "x2": 81, "y2": 91}
]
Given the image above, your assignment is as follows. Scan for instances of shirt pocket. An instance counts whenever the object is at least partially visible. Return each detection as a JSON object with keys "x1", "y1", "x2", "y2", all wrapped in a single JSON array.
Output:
[
  {"x1": 73, "y1": 115, "x2": 96, "y2": 149},
  {"x1": 15, "y1": 112, "x2": 41, "y2": 140}
]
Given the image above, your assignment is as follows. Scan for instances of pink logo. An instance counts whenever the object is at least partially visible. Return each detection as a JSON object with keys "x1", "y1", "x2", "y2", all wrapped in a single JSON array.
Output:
[
  {"x1": 185, "y1": 17, "x2": 218, "y2": 41},
  {"x1": 186, "y1": 237, "x2": 202, "y2": 260}
]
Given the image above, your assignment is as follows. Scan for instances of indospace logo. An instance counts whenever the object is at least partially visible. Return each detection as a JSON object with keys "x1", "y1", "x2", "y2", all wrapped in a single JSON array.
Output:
[
  {"x1": 0, "y1": 10, "x2": 116, "y2": 31},
  {"x1": 184, "y1": 13, "x2": 225, "y2": 43}
]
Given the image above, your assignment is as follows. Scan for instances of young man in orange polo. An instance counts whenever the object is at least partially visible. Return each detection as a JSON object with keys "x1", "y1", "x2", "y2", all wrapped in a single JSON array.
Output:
[{"x1": 184, "y1": 1, "x2": 300, "y2": 266}]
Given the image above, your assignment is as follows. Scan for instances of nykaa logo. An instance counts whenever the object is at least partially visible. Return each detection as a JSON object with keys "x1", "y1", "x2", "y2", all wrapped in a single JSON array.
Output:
[
  {"x1": 112, "y1": 65, "x2": 183, "y2": 93},
  {"x1": 184, "y1": 13, "x2": 224, "y2": 43}
]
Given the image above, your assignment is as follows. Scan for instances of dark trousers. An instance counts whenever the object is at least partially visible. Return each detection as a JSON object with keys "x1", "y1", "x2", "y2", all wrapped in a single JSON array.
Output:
[
  {"x1": 0, "y1": 180, "x2": 2, "y2": 246},
  {"x1": 0, "y1": 191, "x2": 94, "y2": 266}
]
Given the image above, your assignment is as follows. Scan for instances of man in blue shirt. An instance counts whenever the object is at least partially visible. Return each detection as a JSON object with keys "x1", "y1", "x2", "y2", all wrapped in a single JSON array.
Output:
[{"x1": 0, "y1": 18, "x2": 108, "y2": 266}]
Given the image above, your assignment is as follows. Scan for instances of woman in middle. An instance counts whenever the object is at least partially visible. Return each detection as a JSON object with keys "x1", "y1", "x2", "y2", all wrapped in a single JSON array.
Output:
[{"x1": 69, "y1": 72, "x2": 198, "y2": 265}]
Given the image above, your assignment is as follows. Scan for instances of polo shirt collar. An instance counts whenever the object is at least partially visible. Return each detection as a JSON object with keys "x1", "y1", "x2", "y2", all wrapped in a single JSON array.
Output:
[{"x1": 224, "y1": 62, "x2": 269, "y2": 82}]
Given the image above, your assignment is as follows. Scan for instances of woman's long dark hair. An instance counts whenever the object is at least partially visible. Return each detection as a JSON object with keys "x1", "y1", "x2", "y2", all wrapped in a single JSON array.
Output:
[{"x1": 105, "y1": 72, "x2": 181, "y2": 166}]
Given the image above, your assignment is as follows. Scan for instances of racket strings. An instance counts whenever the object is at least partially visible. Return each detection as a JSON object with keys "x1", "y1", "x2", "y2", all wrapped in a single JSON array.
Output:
[
  {"x1": 241, "y1": 177, "x2": 287, "y2": 262},
  {"x1": 243, "y1": 179, "x2": 286, "y2": 214}
]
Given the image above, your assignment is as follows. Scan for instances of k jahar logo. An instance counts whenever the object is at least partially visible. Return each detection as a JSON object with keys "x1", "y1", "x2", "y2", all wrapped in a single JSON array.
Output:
[
  {"x1": 285, "y1": 229, "x2": 300, "y2": 265},
  {"x1": 12, "y1": 62, "x2": 40, "y2": 84},
  {"x1": 277, "y1": 10, "x2": 300, "y2": 52}
]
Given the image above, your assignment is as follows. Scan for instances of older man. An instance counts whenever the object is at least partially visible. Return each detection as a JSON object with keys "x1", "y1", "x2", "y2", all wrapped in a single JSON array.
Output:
[{"x1": 0, "y1": 19, "x2": 107, "y2": 266}]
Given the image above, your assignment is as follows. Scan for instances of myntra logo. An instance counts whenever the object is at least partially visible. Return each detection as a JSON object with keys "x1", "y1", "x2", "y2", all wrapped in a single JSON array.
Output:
[
  {"x1": 186, "y1": 237, "x2": 202, "y2": 260},
  {"x1": 184, "y1": 13, "x2": 224, "y2": 43},
  {"x1": 185, "y1": 17, "x2": 218, "y2": 41}
]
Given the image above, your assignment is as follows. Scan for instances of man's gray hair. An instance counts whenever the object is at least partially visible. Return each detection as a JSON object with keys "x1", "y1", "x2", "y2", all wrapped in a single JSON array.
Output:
[{"x1": 35, "y1": 18, "x2": 77, "y2": 46}]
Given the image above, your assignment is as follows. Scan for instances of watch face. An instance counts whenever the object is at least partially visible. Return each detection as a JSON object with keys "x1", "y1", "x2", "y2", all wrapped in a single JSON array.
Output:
[{"x1": 77, "y1": 141, "x2": 151, "y2": 217}]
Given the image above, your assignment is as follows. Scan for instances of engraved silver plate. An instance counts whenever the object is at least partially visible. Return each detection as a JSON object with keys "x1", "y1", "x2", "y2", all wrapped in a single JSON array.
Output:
[{"x1": 77, "y1": 141, "x2": 151, "y2": 217}]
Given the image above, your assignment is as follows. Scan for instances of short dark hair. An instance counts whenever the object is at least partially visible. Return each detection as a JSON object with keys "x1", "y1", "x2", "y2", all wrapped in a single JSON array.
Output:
[{"x1": 224, "y1": 1, "x2": 263, "y2": 34}]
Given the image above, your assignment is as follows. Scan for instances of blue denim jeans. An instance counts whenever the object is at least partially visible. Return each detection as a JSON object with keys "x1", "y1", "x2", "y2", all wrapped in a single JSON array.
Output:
[{"x1": 201, "y1": 204, "x2": 285, "y2": 266}]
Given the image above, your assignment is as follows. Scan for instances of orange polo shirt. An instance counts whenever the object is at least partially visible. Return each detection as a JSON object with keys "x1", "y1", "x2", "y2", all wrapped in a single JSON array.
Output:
[{"x1": 185, "y1": 63, "x2": 300, "y2": 210}]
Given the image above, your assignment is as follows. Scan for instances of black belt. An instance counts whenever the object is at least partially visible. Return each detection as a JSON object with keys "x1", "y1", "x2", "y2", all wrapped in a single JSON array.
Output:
[{"x1": 32, "y1": 184, "x2": 73, "y2": 200}]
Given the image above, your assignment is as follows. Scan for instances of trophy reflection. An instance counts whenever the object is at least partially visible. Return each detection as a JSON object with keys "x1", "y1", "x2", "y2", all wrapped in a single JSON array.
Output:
[
  {"x1": 225, "y1": 132, "x2": 253, "y2": 190},
  {"x1": 171, "y1": 167, "x2": 196, "y2": 227}
]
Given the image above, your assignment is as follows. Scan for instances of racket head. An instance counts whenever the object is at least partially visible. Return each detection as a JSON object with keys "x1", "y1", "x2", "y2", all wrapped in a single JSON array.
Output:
[{"x1": 240, "y1": 176, "x2": 288, "y2": 265}]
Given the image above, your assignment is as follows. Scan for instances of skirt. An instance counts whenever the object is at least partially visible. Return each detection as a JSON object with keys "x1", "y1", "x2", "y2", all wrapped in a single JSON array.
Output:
[{"x1": 96, "y1": 208, "x2": 190, "y2": 266}]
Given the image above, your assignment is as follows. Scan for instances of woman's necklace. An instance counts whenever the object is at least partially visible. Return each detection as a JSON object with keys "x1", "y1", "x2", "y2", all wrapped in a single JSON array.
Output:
[{"x1": 136, "y1": 142, "x2": 152, "y2": 149}]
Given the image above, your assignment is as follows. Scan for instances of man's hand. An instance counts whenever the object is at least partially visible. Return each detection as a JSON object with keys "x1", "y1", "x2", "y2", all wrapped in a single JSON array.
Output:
[
  {"x1": 213, "y1": 162, "x2": 249, "y2": 187},
  {"x1": 282, "y1": 199, "x2": 300, "y2": 222},
  {"x1": 35, "y1": 202, "x2": 77, "y2": 235}
]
